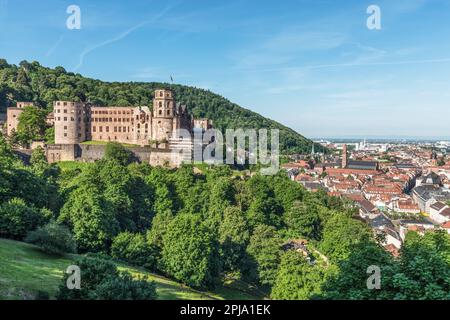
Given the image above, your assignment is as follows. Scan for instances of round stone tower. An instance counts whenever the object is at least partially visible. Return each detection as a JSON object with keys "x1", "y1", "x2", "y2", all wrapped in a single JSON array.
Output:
[
  {"x1": 152, "y1": 89, "x2": 175, "y2": 142},
  {"x1": 54, "y1": 101, "x2": 87, "y2": 144}
]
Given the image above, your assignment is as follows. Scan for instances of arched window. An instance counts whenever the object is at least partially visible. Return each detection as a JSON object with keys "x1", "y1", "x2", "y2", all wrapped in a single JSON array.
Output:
[{"x1": 159, "y1": 102, "x2": 162, "y2": 108}]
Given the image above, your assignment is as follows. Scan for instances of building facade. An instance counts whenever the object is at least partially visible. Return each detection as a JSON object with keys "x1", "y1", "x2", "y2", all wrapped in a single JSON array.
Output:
[
  {"x1": 6, "y1": 101, "x2": 34, "y2": 136},
  {"x1": 53, "y1": 89, "x2": 207, "y2": 147}
]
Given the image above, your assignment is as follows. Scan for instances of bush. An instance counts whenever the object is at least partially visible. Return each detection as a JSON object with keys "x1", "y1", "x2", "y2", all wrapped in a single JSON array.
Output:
[
  {"x1": 104, "y1": 142, "x2": 135, "y2": 166},
  {"x1": 0, "y1": 198, "x2": 48, "y2": 239},
  {"x1": 25, "y1": 221, "x2": 76, "y2": 255},
  {"x1": 111, "y1": 232, "x2": 157, "y2": 270},
  {"x1": 57, "y1": 256, "x2": 157, "y2": 300},
  {"x1": 91, "y1": 273, "x2": 157, "y2": 300}
]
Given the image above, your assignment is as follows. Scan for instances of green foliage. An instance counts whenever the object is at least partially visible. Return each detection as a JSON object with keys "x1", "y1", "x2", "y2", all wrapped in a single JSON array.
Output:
[
  {"x1": 16, "y1": 106, "x2": 48, "y2": 146},
  {"x1": 319, "y1": 213, "x2": 372, "y2": 263},
  {"x1": 283, "y1": 201, "x2": 322, "y2": 241},
  {"x1": 161, "y1": 213, "x2": 220, "y2": 289},
  {"x1": 104, "y1": 142, "x2": 135, "y2": 166},
  {"x1": 111, "y1": 232, "x2": 157, "y2": 270},
  {"x1": 391, "y1": 231, "x2": 450, "y2": 300},
  {"x1": 0, "y1": 59, "x2": 319, "y2": 154},
  {"x1": 57, "y1": 256, "x2": 157, "y2": 300},
  {"x1": 271, "y1": 251, "x2": 329, "y2": 300},
  {"x1": 0, "y1": 198, "x2": 49, "y2": 239},
  {"x1": 58, "y1": 184, "x2": 119, "y2": 252},
  {"x1": 218, "y1": 206, "x2": 250, "y2": 274},
  {"x1": 246, "y1": 225, "x2": 283, "y2": 286},
  {"x1": 25, "y1": 221, "x2": 76, "y2": 255}
]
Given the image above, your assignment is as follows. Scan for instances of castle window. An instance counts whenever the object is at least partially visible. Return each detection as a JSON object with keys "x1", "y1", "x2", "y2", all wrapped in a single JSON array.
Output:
[
  {"x1": 114, "y1": 127, "x2": 117, "y2": 132},
  {"x1": 106, "y1": 126, "x2": 109, "y2": 132},
  {"x1": 159, "y1": 102, "x2": 162, "y2": 108},
  {"x1": 64, "y1": 117, "x2": 67, "y2": 121},
  {"x1": 123, "y1": 126, "x2": 126, "y2": 132},
  {"x1": 159, "y1": 110, "x2": 162, "y2": 115},
  {"x1": 99, "y1": 126, "x2": 103, "y2": 132},
  {"x1": 93, "y1": 126, "x2": 96, "y2": 132},
  {"x1": 64, "y1": 126, "x2": 67, "y2": 130},
  {"x1": 63, "y1": 102, "x2": 67, "y2": 106},
  {"x1": 64, "y1": 133, "x2": 67, "y2": 137},
  {"x1": 63, "y1": 109, "x2": 67, "y2": 113},
  {"x1": 118, "y1": 127, "x2": 121, "y2": 132},
  {"x1": 160, "y1": 91, "x2": 163, "y2": 97},
  {"x1": 167, "y1": 110, "x2": 170, "y2": 116},
  {"x1": 71, "y1": 117, "x2": 74, "y2": 121}
]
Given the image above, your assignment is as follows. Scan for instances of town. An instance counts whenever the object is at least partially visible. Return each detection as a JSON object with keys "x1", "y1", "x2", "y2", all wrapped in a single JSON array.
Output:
[{"x1": 282, "y1": 139, "x2": 450, "y2": 256}]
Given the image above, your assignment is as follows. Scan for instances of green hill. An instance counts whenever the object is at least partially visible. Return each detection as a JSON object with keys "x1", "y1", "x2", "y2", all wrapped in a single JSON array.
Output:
[
  {"x1": 0, "y1": 238, "x2": 263, "y2": 300},
  {"x1": 0, "y1": 59, "x2": 322, "y2": 154}
]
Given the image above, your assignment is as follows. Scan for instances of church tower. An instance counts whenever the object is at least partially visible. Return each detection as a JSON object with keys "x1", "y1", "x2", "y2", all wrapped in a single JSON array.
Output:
[
  {"x1": 342, "y1": 144, "x2": 348, "y2": 168},
  {"x1": 152, "y1": 89, "x2": 175, "y2": 142}
]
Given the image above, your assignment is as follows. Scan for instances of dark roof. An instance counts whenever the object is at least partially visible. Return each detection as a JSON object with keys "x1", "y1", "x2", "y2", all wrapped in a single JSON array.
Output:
[
  {"x1": 347, "y1": 160, "x2": 378, "y2": 170},
  {"x1": 399, "y1": 219, "x2": 433, "y2": 226},
  {"x1": 440, "y1": 208, "x2": 450, "y2": 218},
  {"x1": 302, "y1": 182, "x2": 326, "y2": 191},
  {"x1": 420, "y1": 172, "x2": 441, "y2": 185},
  {"x1": 356, "y1": 199, "x2": 377, "y2": 214},
  {"x1": 413, "y1": 185, "x2": 450, "y2": 202},
  {"x1": 395, "y1": 163, "x2": 418, "y2": 169},
  {"x1": 368, "y1": 214, "x2": 394, "y2": 229},
  {"x1": 430, "y1": 201, "x2": 447, "y2": 211}
]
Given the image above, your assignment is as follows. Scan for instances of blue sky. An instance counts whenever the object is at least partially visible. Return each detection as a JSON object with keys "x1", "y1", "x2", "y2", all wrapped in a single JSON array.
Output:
[{"x1": 1, "y1": 0, "x2": 450, "y2": 139}]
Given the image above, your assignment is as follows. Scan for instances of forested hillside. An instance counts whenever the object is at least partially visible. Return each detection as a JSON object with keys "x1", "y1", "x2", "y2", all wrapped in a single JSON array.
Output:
[
  {"x1": 0, "y1": 59, "x2": 321, "y2": 154},
  {"x1": 1, "y1": 136, "x2": 449, "y2": 300}
]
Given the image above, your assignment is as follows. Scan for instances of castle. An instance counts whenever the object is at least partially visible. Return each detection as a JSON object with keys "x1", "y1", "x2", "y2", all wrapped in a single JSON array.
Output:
[{"x1": 4, "y1": 89, "x2": 212, "y2": 166}]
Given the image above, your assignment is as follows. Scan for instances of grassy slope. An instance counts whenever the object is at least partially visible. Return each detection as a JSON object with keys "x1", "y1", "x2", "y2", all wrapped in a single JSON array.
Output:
[{"x1": 0, "y1": 238, "x2": 262, "y2": 300}]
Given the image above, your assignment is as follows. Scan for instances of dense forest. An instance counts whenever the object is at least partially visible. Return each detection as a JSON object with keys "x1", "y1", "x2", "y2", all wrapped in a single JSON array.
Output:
[
  {"x1": 0, "y1": 136, "x2": 449, "y2": 300},
  {"x1": 0, "y1": 59, "x2": 323, "y2": 154}
]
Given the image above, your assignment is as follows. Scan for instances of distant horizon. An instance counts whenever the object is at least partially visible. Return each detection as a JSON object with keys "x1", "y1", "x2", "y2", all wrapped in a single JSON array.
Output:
[
  {"x1": 311, "y1": 135, "x2": 450, "y2": 142},
  {"x1": 1, "y1": 0, "x2": 450, "y2": 137}
]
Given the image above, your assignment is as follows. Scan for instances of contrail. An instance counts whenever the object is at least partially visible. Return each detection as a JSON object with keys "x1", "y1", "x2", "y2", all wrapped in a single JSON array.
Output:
[
  {"x1": 237, "y1": 57, "x2": 450, "y2": 73},
  {"x1": 73, "y1": 3, "x2": 179, "y2": 71}
]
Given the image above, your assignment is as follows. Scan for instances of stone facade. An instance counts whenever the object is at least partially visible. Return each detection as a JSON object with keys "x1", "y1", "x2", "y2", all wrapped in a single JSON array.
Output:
[
  {"x1": 53, "y1": 89, "x2": 196, "y2": 147},
  {"x1": 6, "y1": 102, "x2": 34, "y2": 136},
  {"x1": 5, "y1": 89, "x2": 210, "y2": 168}
]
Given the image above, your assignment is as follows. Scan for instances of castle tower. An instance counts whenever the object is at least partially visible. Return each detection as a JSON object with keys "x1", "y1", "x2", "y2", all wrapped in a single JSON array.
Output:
[
  {"x1": 54, "y1": 101, "x2": 87, "y2": 144},
  {"x1": 342, "y1": 144, "x2": 348, "y2": 168},
  {"x1": 152, "y1": 89, "x2": 175, "y2": 142}
]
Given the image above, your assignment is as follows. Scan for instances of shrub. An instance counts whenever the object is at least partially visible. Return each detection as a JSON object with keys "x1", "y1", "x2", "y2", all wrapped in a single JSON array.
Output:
[
  {"x1": 111, "y1": 232, "x2": 157, "y2": 270},
  {"x1": 0, "y1": 198, "x2": 48, "y2": 239},
  {"x1": 104, "y1": 142, "x2": 135, "y2": 166},
  {"x1": 90, "y1": 273, "x2": 157, "y2": 300},
  {"x1": 57, "y1": 256, "x2": 157, "y2": 300},
  {"x1": 25, "y1": 221, "x2": 76, "y2": 255}
]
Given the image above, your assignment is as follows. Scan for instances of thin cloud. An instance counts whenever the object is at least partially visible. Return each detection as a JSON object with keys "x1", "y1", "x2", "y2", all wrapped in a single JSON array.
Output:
[
  {"x1": 45, "y1": 35, "x2": 64, "y2": 57},
  {"x1": 73, "y1": 2, "x2": 180, "y2": 71}
]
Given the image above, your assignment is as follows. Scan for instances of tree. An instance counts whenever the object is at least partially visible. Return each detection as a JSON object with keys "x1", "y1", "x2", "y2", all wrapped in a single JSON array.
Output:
[
  {"x1": 218, "y1": 206, "x2": 250, "y2": 274},
  {"x1": 160, "y1": 213, "x2": 220, "y2": 288},
  {"x1": 57, "y1": 256, "x2": 157, "y2": 300},
  {"x1": 25, "y1": 221, "x2": 77, "y2": 255},
  {"x1": 319, "y1": 214, "x2": 372, "y2": 263},
  {"x1": 283, "y1": 201, "x2": 322, "y2": 240},
  {"x1": 246, "y1": 225, "x2": 282, "y2": 286},
  {"x1": 104, "y1": 142, "x2": 135, "y2": 165},
  {"x1": 58, "y1": 184, "x2": 119, "y2": 252},
  {"x1": 0, "y1": 198, "x2": 49, "y2": 239},
  {"x1": 111, "y1": 232, "x2": 157, "y2": 270},
  {"x1": 16, "y1": 106, "x2": 47, "y2": 146},
  {"x1": 271, "y1": 251, "x2": 329, "y2": 300},
  {"x1": 391, "y1": 231, "x2": 450, "y2": 300}
]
